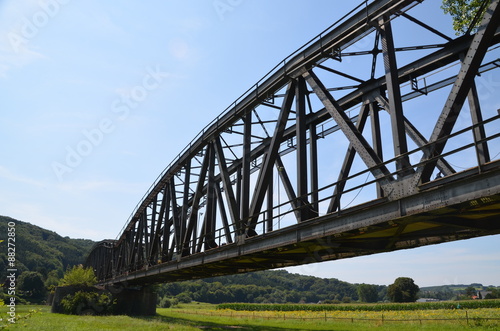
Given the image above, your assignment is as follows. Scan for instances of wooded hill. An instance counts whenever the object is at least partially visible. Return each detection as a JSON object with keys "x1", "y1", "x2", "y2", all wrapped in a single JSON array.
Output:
[
  {"x1": 156, "y1": 270, "x2": 387, "y2": 304},
  {"x1": 0, "y1": 215, "x2": 94, "y2": 284}
]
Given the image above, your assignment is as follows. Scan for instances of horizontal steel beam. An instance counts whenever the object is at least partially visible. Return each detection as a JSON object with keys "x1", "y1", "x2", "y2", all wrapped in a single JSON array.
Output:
[{"x1": 101, "y1": 162, "x2": 500, "y2": 285}]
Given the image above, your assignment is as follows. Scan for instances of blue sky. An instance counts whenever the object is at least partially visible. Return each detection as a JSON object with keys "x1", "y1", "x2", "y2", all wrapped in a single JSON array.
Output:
[{"x1": 0, "y1": 0, "x2": 499, "y2": 287}]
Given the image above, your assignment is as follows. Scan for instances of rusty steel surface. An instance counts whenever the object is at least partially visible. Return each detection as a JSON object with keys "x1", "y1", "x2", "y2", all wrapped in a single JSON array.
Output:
[{"x1": 86, "y1": 0, "x2": 500, "y2": 285}]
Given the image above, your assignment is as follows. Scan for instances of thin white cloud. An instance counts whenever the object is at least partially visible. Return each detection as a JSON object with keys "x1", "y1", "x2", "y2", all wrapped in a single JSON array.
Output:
[
  {"x1": 0, "y1": 166, "x2": 45, "y2": 187},
  {"x1": 0, "y1": 44, "x2": 45, "y2": 78},
  {"x1": 0, "y1": 0, "x2": 57, "y2": 76},
  {"x1": 0, "y1": 165, "x2": 144, "y2": 196},
  {"x1": 56, "y1": 179, "x2": 146, "y2": 195}
]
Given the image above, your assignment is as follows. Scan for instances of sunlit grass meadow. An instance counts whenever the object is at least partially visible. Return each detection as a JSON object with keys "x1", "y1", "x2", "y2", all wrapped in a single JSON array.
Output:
[{"x1": 1, "y1": 303, "x2": 499, "y2": 330}]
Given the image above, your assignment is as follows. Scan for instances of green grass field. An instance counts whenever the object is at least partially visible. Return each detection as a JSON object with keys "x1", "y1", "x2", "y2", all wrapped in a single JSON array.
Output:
[{"x1": 1, "y1": 303, "x2": 499, "y2": 330}]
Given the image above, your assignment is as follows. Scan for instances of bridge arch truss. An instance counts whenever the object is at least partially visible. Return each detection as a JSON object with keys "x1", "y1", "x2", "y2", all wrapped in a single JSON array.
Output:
[{"x1": 87, "y1": 0, "x2": 500, "y2": 285}]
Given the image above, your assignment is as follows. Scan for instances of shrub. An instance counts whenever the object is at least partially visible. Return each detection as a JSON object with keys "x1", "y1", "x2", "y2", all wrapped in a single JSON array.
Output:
[
  {"x1": 158, "y1": 296, "x2": 172, "y2": 308},
  {"x1": 176, "y1": 292, "x2": 192, "y2": 303},
  {"x1": 59, "y1": 265, "x2": 97, "y2": 287},
  {"x1": 61, "y1": 291, "x2": 115, "y2": 315}
]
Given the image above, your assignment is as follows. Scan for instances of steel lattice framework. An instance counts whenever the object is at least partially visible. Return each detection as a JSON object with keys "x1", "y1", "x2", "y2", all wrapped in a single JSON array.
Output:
[{"x1": 87, "y1": 0, "x2": 500, "y2": 285}]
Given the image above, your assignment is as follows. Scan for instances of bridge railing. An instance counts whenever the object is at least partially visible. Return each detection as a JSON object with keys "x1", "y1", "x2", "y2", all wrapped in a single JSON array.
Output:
[
  {"x1": 91, "y1": 102, "x2": 498, "y2": 280},
  {"x1": 146, "y1": 113, "x2": 500, "y2": 264}
]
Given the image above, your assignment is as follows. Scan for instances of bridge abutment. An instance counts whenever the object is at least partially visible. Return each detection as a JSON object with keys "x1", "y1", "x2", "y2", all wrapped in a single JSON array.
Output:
[
  {"x1": 108, "y1": 285, "x2": 157, "y2": 316},
  {"x1": 51, "y1": 285, "x2": 156, "y2": 316}
]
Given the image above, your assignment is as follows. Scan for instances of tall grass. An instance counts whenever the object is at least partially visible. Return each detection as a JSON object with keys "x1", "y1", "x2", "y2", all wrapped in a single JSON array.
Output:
[
  {"x1": 1, "y1": 303, "x2": 498, "y2": 331},
  {"x1": 217, "y1": 299, "x2": 500, "y2": 311}
]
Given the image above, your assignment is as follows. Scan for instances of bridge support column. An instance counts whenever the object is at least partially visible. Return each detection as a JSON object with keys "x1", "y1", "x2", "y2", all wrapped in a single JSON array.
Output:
[{"x1": 109, "y1": 285, "x2": 157, "y2": 316}]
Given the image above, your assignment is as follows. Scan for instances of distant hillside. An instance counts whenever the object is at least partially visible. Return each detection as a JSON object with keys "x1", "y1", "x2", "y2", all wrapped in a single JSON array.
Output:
[
  {"x1": 0, "y1": 215, "x2": 95, "y2": 281},
  {"x1": 419, "y1": 284, "x2": 500, "y2": 301},
  {"x1": 156, "y1": 269, "x2": 388, "y2": 304}
]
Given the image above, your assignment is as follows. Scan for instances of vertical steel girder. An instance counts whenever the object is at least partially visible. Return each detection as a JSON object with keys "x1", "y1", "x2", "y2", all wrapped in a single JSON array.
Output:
[
  {"x1": 369, "y1": 101, "x2": 384, "y2": 199},
  {"x1": 417, "y1": 0, "x2": 500, "y2": 183},
  {"x1": 85, "y1": 0, "x2": 500, "y2": 283},
  {"x1": 247, "y1": 80, "x2": 296, "y2": 234},
  {"x1": 309, "y1": 120, "x2": 319, "y2": 215},
  {"x1": 303, "y1": 69, "x2": 396, "y2": 196},
  {"x1": 467, "y1": 82, "x2": 491, "y2": 165},
  {"x1": 378, "y1": 15, "x2": 413, "y2": 177},
  {"x1": 240, "y1": 111, "x2": 252, "y2": 235},
  {"x1": 200, "y1": 142, "x2": 217, "y2": 251},
  {"x1": 296, "y1": 76, "x2": 309, "y2": 222}
]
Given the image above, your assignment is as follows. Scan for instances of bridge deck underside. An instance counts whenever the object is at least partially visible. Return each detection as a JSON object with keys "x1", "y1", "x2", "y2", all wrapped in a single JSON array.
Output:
[{"x1": 106, "y1": 164, "x2": 500, "y2": 286}]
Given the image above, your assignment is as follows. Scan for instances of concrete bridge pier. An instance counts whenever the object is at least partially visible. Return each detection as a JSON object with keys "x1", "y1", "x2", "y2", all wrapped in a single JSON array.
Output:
[
  {"x1": 51, "y1": 284, "x2": 156, "y2": 316},
  {"x1": 107, "y1": 284, "x2": 157, "y2": 316}
]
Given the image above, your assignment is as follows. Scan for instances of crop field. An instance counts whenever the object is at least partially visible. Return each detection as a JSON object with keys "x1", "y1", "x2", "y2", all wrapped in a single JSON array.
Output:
[
  {"x1": 217, "y1": 299, "x2": 500, "y2": 311},
  {"x1": 1, "y1": 303, "x2": 499, "y2": 330}
]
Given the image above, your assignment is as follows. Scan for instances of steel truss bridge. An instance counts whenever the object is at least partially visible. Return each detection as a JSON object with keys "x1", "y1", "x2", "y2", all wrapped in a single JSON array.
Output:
[{"x1": 86, "y1": 0, "x2": 500, "y2": 286}]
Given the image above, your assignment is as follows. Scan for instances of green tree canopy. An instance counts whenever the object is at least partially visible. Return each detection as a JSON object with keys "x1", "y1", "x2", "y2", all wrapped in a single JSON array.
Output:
[
  {"x1": 59, "y1": 265, "x2": 97, "y2": 287},
  {"x1": 441, "y1": 0, "x2": 489, "y2": 35},
  {"x1": 18, "y1": 271, "x2": 46, "y2": 301},
  {"x1": 387, "y1": 277, "x2": 419, "y2": 303},
  {"x1": 357, "y1": 284, "x2": 379, "y2": 303},
  {"x1": 465, "y1": 285, "x2": 477, "y2": 297}
]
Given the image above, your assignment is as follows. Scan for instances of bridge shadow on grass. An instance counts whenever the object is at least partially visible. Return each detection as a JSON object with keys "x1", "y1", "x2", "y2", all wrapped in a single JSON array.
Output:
[{"x1": 135, "y1": 313, "x2": 348, "y2": 331}]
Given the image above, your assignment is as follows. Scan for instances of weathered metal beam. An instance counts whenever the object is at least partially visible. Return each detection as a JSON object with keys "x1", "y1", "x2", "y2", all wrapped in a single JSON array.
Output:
[
  {"x1": 181, "y1": 161, "x2": 191, "y2": 246},
  {"x1": 296, "y1": 76, "x2": 310, "y2": 222},
  {"x1": 417, "y1": 0, "x2": 500, "y2": 184},
  {"x1": 399, "y1": 12, "x2": 453, "y2": 42},
  {"x1": 379, "y1": 15, "x2": 413, "y2": 177},
  {"x1": 309, "y1": 120, "x2": 319, "y2": 215},
  {"x1": 149, "y1": 191, "x2": 165, "y2": 264},
  {"x1": 202, "y1": 142, "x2": 217, "y2": 250},
  {"x1": 169, "y1": 179, "x2": 181, "y2": 254},
  {"x1": 214, "y1": 137, "x2": 240, "y2": 231},
  {"x1": 247, "y1": 81, "x2": 296, "y2": 234},
  {"x1": 101, "y1": 166, "x2": 500, "y2": 285},
  {"x1": 327, "y1": 101, "x2": 371, "y2": 213},
  {"x1": 467, "y1": 82, "x2": 491, "y2": 165},
  {"x1": 276, "y1": 155, "x2": 300, "y2": 221},
  {"x1": 375, "y1": 95, "x2": 456, "y2": 176},
  {"x1": 304, "y1": 69, "x2": 395, "y2": 196},
  {"x1": 161, "y1": 187, "x2": 171, "y2": 262},
  {"x1": 240, "y1": 111, "x2": 252, "y2": 234},
  {"x1": 267, "y1": 169, "x2": 274, "y2": 232},
  {"x1": 183, "y1": 145, "x2": 211, "y2": 255},
  {"x1": 369, "y1": 101, "x2": 384, "y2": 199},
  {"x1": 215, "y1": 184, "x2": 234, "y2": 244}
]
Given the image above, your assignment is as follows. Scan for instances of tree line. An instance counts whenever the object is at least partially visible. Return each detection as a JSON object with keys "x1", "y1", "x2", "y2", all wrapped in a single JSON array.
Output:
[
  {"x1": 2, "y1": 216, "x2": 499, "y2": 306},
  {"x1": 156, "y1": 270, "x2": 388, "y2": 305}
]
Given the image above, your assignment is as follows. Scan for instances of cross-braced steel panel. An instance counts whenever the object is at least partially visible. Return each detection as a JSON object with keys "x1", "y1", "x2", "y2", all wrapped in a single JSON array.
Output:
[{"x1": 86, "y1": 0, "x2": 500, "y2": 284}]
